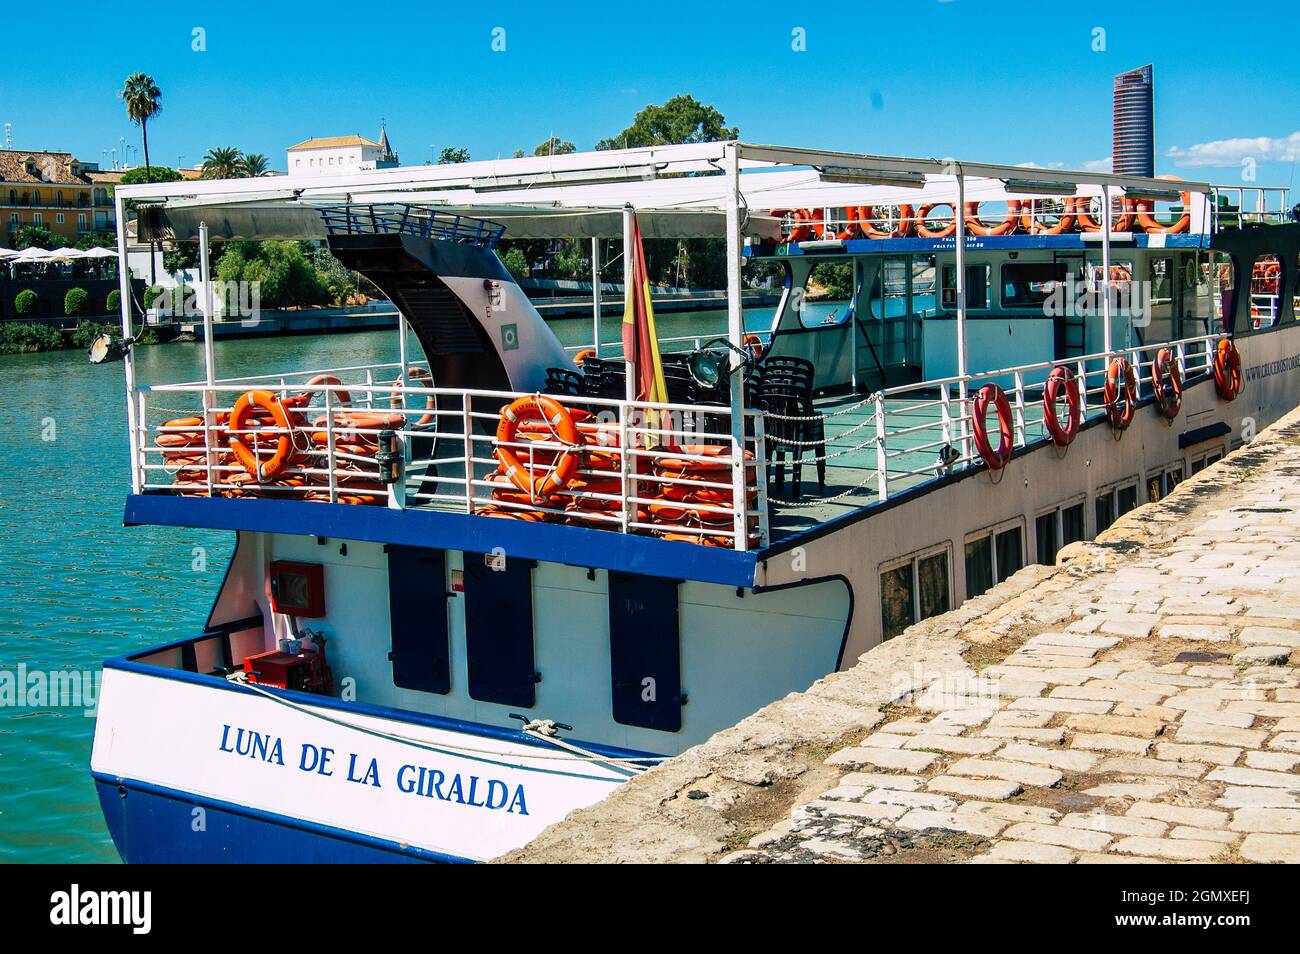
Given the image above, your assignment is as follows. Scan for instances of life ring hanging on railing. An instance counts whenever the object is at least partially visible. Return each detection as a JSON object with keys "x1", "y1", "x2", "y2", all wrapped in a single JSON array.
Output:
[
  {"x1": 1134, "y1": 188, "x2": 1192, "y2": 234},
  {"x1": 858, "y1": 204, "x2": 915, "y2": 239},
  {"x1": 1042, "y1": 366, "x2": 1080, "y2": 446},
  {"x1": 1103, "y1": 357, "x2": 1139, "y2": 431},
  {"x1": 971, "y1": 383, "x2": 1014, "y2": 470},
  {"x1": 1151, "y1": 348, "x2": 1183, "y2": 419},
  {"x1": 287, "y1": 374, "x2": 352, "y2": 410},
  {"x1": 963, "y1": 201, "x2": 1020, "y2": 237},
  {"x1": 494, "y1": 395, "x2": 581, "y2": 501},
  {"x1": 403, "y1": 366, "x2": 436, "y2": 427},
  {"x1": 573, "y1": 348, "x2": 596, "y2": 366},
  {"x1": 229, "y1": 389, "x2": 297, "y2": 480},
  {"x1": 780, "y1": 208, "x2": 817, "y2": 244},
  {"x1": 1213, "y1": 339, "x2": 1243, "y2": 401},
  {"x1": 915, "y1": 203, "x2": 957, "y2": 239},
  {"x1": 1020, "y1": 198, "x2": 1076, "y2": 235},
  {"x1": 742, "y1": 333, "x2": 764, "y2": 358},
  {"x1": 1073, "y1": 195, "x2": 1136, "y2": 233}
]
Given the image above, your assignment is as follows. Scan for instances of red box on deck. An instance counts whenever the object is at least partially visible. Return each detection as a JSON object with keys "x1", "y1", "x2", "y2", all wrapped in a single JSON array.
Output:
[{"x1": 243, "y1": 650, "x2": 315, "y2": 691}]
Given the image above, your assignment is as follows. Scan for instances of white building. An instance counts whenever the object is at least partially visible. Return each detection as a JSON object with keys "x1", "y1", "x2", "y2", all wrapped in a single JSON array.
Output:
[{"x1": 286, "y1": 125, "x2": 398, "y2": 176}]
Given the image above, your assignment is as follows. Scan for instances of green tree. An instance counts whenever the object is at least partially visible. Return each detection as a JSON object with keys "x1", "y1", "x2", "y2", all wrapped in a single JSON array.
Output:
[
  {"x1": 202, "y1": 147, "x2": 244, "y2": 179},
  {"x1": 75, "y1": 232, "x2": 117, "y2": 250},
  {"x1": 437, "y1": 146, "x2": 470, "y2": 164},
  {"x1": 215, "y1": 240, "x2": 328, "y2": 309},
  {"x1": 119, "y1": 73, "x2": 162, "y2": 177},
  {"x1": 14, "y1": 289, "x2": 39, "y2": 315},
  {"x1": 107, "y1": 289, "x2": 121, "y2": 313},
  {"x1": 65, "y1": 287, "x2": 89, "y2": 317},
  {"x1": 498, "y1": 247, "x2": 529, "y2": 282},
  {"x1": 596, "y1": 95, "x2": 737, "y2": 150},
  {"x1": 10, "y1": 225, "x2": 54, "y2": 249},
  {"x1": 118, "y1": 165, "x2": 183, "y2": 186},
  {"x1": 534, "y1": 136, "x2": 576, "y2": 156},
  {"x1": 239, "y1": 153, "x2": 270, "y2": 177}
]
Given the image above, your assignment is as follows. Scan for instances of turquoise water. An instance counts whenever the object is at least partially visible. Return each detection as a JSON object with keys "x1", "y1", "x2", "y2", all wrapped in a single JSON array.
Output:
[{"x1": 0, "y1": 308, "x2": 758, "y2": 862}]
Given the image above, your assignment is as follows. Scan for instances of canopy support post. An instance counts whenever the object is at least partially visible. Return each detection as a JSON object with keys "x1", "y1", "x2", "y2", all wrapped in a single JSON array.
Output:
[
  {"x1": 724, "y1": 143, "x2": 748, "y2": 550},
  {"x1": 198, "y1": 221, "x2": 217, "y2": 388},
  {"x1": 591, "y1": 237, "x2": 602, "y2": 357},
  {"x1": 1101, "y1": 184, "x2": 1114, "y2": 357},
  {"x1": 115, "y1": 194, "x2": 141, "y2": 494},
  {"x1": 954, "y1": 168, "x2": 970, "y2": 464}
]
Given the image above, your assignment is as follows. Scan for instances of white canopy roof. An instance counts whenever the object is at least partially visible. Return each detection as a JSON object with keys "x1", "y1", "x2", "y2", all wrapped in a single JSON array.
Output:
[{"x1": 116, "y1": 141, "x2": 1214, "y2": 242}]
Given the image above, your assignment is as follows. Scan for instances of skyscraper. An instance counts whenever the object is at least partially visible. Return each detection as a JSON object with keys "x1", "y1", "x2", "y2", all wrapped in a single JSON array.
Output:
[{"x1": 1113, "y1": 65, "x2": 1154, "y2": 177}]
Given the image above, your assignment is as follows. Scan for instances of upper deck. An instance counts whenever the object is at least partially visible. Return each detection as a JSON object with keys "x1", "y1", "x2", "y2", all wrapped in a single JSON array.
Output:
[{"x1": 108, "y1": 142, "x2": 1297, "y2": 581}]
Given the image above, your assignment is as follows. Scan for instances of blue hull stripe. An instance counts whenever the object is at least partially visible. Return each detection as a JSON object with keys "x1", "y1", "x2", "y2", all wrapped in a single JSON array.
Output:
[
  {"x1": 123, "y1": 494, "x2": 758, "y2": 588},
  {"x1": 93, "y1": 773, "x2": 474, "y2": 864}
]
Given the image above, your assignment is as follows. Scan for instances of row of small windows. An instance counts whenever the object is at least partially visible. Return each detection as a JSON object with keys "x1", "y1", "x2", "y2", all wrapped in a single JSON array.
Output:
[
  {"x1": 293, "y1": 154, "x2": 361, "y2": 168},
  {"x1": 879, "y1": 451, "x2": 1225, "y2": 639},
  {"x1": 8, "y1": 211, "x2": 86, "y2": 228}
]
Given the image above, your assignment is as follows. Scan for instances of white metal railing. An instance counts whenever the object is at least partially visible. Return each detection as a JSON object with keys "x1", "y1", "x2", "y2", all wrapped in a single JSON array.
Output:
[
  {"x1": 858, "y1": 330, "x2": 1224, "y2": 502},
  {"x1": 135, "y1": 369, "x2": 768, "y2": 551},
  {"x1": 1210, "y1": 186, "x2": 1292, "y2": 230}
]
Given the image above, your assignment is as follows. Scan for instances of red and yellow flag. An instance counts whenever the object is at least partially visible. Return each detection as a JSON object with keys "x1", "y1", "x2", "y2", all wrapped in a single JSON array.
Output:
[{"x1": 621, "y1": 212, "x2": 668, "y2": 407}]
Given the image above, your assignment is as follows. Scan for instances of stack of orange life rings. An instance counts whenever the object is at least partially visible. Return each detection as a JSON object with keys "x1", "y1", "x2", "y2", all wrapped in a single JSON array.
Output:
[
  {"x1": 648, "y1": 445, "x2": 760, "y2": 547},
  {"x1": 1103, "y1": 357, "x2": 1139, "y2": 431},
  {"x1": 914, "y1": 203, "x2": 957, "y2": 239},
  {"x1": 1150, "y1": 348, "x2": 1182, "y2": 420},
  {"x1": 971, "y1": 384, "x2": 1013, "y2": 470},
  {"x1": 1073, "y1": 195, "x2": 1136, "y2": 232},
  {"x1": 1042, "y1": 366, "x2": 1080, "y2": 446},
  {"x1": 1213, "y1": 339, "x2": 1243, "y2": 401},
  {"x1": 964, "y1": 201, "x2": 1020, "y2": 237}
]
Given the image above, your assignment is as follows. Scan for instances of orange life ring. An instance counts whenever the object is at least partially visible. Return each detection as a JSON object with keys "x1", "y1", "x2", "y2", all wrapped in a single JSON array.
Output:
[
  {"x1": 1073, "y1": 196, "x2": 1135, "y2": 232},
  {"x1": 781, "y1": 208, "x2": 816, "y2": 244},
  {"x1": 310, "y1": 411, "x2": 407, "y2": 447},
  {"x1": 1042, "y1": 366, "x2": 1080, "y2": 446},
  {"x1": 1103, "y1": 357, "x2": 1139, "y2": 430},
  {"x1": 1019, "y1": 199, "x2": 1076, "y2": 235},
  {"x1": 963, "y1": 201, "x2": 1020, "y2": 237},
  {"x1": 1134, "y1": 179, "x2": 1192, "y2": 234},
  {"x1": 1213, "y1": 339, "x2": 1243, "y2": 401},
  {"x1": 288, "y1": 375, "x2": 352, "y2": 409},
  {"x1": 573, "y1": 348, "x2": 596, "y2": 366},
  {"x1": 915, "y1": 203, "x2": 957, "y2": 239},
  {"x1": 857, "y1": 204, "x2": 915, "y2": 239},
  {"x1": 742, "y1": 333, "x2": 764, "y2": 358},
  {"x1": 401, "y1": 367, "x2": 436, "y2": 427},
  {"x1": 494, "y1": 395, "x2": 581, "y2": 500},
  {"x1": 971, "y1": 384, "x2": 1013, "y2": 470},
  {"x1": 1151, "y1": 348, "x2": 1182, "y2": 420},
  {"x1": 229, "y1": 389, "x2": 297, "y2": 480}
]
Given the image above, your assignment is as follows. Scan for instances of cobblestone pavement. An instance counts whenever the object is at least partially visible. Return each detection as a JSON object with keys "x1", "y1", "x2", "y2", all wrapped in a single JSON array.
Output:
[{"x1": 727, "y1": 440, "x2": 1300, "y2": 864}]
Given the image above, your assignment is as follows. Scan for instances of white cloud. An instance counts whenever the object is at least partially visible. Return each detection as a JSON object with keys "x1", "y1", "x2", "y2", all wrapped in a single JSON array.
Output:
[
  {"x1": 1017, "y1": 158, "x2": 1110, "y2": 173},
  {"x1": 1166, "y1": 131, "x2": 1300, "y2": 167},
  {"x1": 1080, "y1": 157, "x2": 1112, "y2": 173}
]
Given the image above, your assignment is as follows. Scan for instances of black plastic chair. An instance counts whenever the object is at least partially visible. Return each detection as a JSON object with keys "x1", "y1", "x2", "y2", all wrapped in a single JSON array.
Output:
[
  {"x1": 544, "y1": 367, "x2": 586, "y2": 397},
  {"x1": 758, "y1": 357, "x2": 825, "y2": 498}
]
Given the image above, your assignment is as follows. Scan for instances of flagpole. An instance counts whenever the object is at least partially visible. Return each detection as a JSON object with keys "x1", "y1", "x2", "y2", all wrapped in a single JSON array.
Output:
[{"x1": 622, "y1": 204, "x2": 635, "y2": 403}]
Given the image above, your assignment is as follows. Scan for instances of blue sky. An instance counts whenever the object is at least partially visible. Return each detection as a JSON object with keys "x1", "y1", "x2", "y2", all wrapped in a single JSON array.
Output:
[{"x1": 2, "y1": 0, "x2": 1297, "y2": 188}]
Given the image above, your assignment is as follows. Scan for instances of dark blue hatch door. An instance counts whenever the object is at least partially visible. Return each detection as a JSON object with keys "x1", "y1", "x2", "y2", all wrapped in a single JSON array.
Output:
[
  {"x1": 386, "y1": 545, "x2": 451, "y2": 694},
  {"x1": 608, "y1": 572, "x2": 683, "y2": 732},
  {"x1": 464, "y1": 553, "x2": 538, "y2": 708}
]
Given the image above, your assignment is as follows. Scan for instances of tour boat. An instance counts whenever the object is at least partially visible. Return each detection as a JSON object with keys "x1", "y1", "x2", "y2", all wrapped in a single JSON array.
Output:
[{"x1": 89, "y1": 142, "x2": 1300, "y2": 862}]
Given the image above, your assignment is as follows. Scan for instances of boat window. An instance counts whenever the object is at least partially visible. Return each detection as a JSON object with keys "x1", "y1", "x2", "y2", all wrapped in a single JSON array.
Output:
[
  {"x1": 386, "y1": 545, "x2": 451, "y2": 694},
  {"x1": 941, "y1": 264, "x2": 991, "y2": 310},
  {"x1": 1001, "y1": 262, "x2": 1069, "y2": 309},
  {"x1": 608, "y1": 573, "x2": 682, "y2": 731},
  {"x1": 912, "y1": 256, "x2": 938, "y2": 317},
  {"x1": 1210, "y1": 252, "x2": 1236, "y2": 332},
  {"x1": 1062, "y1": 502, "x2": 1086, "y2": 546},
  {"x1": 798, "y1": 260, "x2": 854, "y2": 328},
  {"x1": 1147, "y1": 471, "x2": 1164, "y2": 503},
  {"x1": 964, "y1": 521, "x2": 1023, "y2": 599},
  {"x1": 1035, "y1": 510, "x2": 1059, "y2": 565},
  {"x1": 464, "y1": 554, "x2": 538, "y2": 708},
  {"x1": 1095, "y1": 493, "x2": 1116, "y2": 535},
  {"x1": 869, "y1": 257, "x2": 909, "y2": 319},
  {"x1": 880, "y1": 546, "x2": 950, "y2": 640},
  {"x1": 1149, "y1": 258, "x2": 1174, "y2": 306},
  {"x1": 1250, "y1": 254, "x2": 1283, "y2": 329}
]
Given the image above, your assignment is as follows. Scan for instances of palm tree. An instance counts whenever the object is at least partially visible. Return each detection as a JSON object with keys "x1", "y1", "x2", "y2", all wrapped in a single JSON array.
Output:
[
  {"x1": 239, "y1": 153, "x2": 270, "y2": 177},
  {"x1": 201, "y1": 147, "x2": 244, "y2": 179},
  {"x1": 119, "y1": 73, "x2": 161, "y2": 178},
  {"x1": 118, "y1": 73, "x2": 161, "y2": 283}
]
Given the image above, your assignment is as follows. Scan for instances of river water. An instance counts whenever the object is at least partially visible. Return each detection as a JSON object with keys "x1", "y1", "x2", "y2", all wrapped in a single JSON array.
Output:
[{"x1": 0, "y1": 307, "x2": 774, "y2": 862}]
